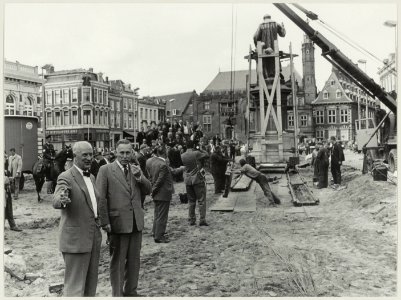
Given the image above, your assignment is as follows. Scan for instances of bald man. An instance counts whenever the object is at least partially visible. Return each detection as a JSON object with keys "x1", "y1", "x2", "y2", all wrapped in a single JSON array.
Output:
[{"x1": 53, "y1": 141, "x2": 102, "y2": 296}]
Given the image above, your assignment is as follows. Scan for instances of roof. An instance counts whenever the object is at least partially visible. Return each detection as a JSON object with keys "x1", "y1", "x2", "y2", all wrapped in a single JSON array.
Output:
[
  {"x1": 154, "y1": 91, "x2": 197, "y2": 116},
  {"x1": 202, "y1": 64, "x2": 303, "y2": 94},
  {"x1": 312, "y1": 71, "x2": 353, "y2": 105}
]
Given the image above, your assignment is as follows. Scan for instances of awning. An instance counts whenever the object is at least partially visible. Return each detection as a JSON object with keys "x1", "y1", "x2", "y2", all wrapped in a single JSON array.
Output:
[{"x1": 123, "y1": 130, "x2": 137, "y2": 139}]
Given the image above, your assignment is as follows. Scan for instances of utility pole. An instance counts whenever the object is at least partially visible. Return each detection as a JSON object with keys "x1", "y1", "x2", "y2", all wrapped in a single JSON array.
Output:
[{"x1": 290, "y1": 43, "x2": 299, "y2": 157}]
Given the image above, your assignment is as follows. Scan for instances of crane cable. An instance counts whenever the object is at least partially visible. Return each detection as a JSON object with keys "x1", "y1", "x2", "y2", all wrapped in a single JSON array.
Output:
[
  {"x1": 229, "y1": 4, "x2": 238, "y2": 102},
  {"x1": 292, "y1": 4, "x2": 397, "y2": 76}
]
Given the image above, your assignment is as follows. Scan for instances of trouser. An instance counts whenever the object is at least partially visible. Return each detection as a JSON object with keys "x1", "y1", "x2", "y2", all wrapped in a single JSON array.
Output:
[
  {"x1": 5, "y1": 188, "x2": 16, "y2": 228},
  {"x1": 153, "y1": 200, "x2": 170, "y2": 240},
  {"x1": 230, "y1": 151, "x2": 235, "y2": 161},
  {"x1": 212, "y1": 172, "x2": 225, "y2": 193},
  {"x1": 12, "y1": 176, "x2": 20, "y2": 198},
  {"x1": 62, "y1": 228, "x2": 102, "y2": 297},
  {"x1": 318, "y1": 164, "x2": 329, "y2": 188},
  {"x1": 186, "y1": 183, "x2": 207, "y2": 223},
  {"x1": 109, "y1": 231, "x2": 142, "y2": 297},
  {"x1": 223, "y1": 173, "x2": 232, "y2": 198},
  {"x1": 331, "y1": 162, "x2": 342, "y2": 184},
  {"x1": 255, "y1": 174, "x2": 279, "y2": 204}
]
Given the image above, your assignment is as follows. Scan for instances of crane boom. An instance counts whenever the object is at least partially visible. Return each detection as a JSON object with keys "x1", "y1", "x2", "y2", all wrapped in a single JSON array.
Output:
[{"x1": 273, "y1": 3, "x2": 397, "y2": 113}]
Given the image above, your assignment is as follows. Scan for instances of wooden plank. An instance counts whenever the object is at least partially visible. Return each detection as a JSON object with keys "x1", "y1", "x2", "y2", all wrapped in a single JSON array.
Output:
[
  {"x1": 234, "y1": 190, "x2": 257, "y2": 212},
  {"x1": 231, "y1": 175, "x2": 253, "y2": 191},
  {"x1": 210, "y1": 194, "x2": 238, "y2": 211}
]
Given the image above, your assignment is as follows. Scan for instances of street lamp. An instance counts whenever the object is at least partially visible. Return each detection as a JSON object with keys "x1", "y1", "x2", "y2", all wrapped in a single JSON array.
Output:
[
  {"x1": 357, "y1": 59, "x2": 367, "y2": 72},
  {"x1": 169, "y1": 98, "x2": 175, "y2": 122}
]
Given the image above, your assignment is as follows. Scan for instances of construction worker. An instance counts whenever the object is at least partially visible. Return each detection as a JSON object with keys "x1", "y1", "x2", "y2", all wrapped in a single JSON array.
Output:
[{"x1": 374, "y1": 103, "x2": 390, "y2": 144}]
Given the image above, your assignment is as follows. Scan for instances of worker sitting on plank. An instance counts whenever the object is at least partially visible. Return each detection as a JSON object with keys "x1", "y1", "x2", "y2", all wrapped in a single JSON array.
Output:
[{"x1": 235, "y1": 159, "x2": 281, "y2": 206}]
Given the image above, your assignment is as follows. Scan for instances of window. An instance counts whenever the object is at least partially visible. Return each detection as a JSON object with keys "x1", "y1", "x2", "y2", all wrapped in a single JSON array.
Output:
[
  {"x1": 124, "y1": 98, "x2": 127, "y2": 109},
  {"x1": 95, "y1": 110, "x2": 99, "y2": 124},
  {"x1": 105, "y1": 111, "x2": 108, "y2": 126},
  {"x1": 111, "y1": 112, "x2": 115, "y2": 127},
  {"x1": 55, "y1": 90, "x2": 61, "y2": 104},
  {"x1": 94, "y1": 89, "x2": 98, "y2": 103},
  {"x1": 83, "y1": 110, "x2": 91, "y2": 125},
  {"x1": 202, "y1": 115, "x2": 212, "y2": 132},
  {"x1": 323, "y1": 91, "x2": 329, "y2": 99},
  {"x1": 103, "y1": 91, "x2": 108, "y2": 106},
  {"x1": 288, "y1": 115, "x2": 294, "y2": 127},
  {"x1": 110, "y1": 101, "x2": 114, "y2": 110},
  {"x1": 46, "y1": 112, "x2": 52, "y2": 126},
  {"x1": 99, "y1": 90, "x2": 103, "y2": 104},
  {"x1": 145, "y1": 109, "x2": 148, "y2": 119},
  {"x1": 128, "y1": 99, "x2": 132, "y2": 110},
  {"x1": 140, "y1": 108, "x2": 143, "y2": 120},
  {"x1": 71, "y1": 110, "x2": 78, "y2": 125},
  {"x1": 25, "y1": 97, "x2": 34, "y2": 116},
  {"x1": 300, "y1": 115, "x2": 307, "y2": 127},
  {"x1": 124, "y1": 113, "x2": 128, "y2": 128},
  {"x1": 315, "y1": 110, "x2": 324, "y2": 124},
  {"x1": 316, "y1": 130, "x2": 324, "y2": 139},
  {"x1": 100, "y1": 111, "x2": 103, "y2": 125},
  {"x1": 46, "y1": 91, "x2": 52, "y2": 105},
  {"x1": 336, "y1": 90, "x2": 342, "y2": 98},
  {"x1": 63, "y1": 111, "x2": 69, "y2": 125},
  {"x1": 330, "y1": 80, "x2": 335, "y2": 86},
  {"x1": 116, "y1": 101, "x2": 120, "y2": 111},
  {"x1": 63, "y1": 89, "x2": 69, "y2": 103},
  {"x1": 55, "y1": 111, "x2": 61, "y2": 126},
  {"x1": 340, "y1": 109, "x2": 349, "y2": 123},
  {"x1": 82, "y1": 87, "x2": 91, "y2": 102},
  {"x1": 153, "y1": 110, "x2": 157, "y2": 121},
  {"x1": 204, "y1": 101, "x2": 210, "y2": 110},
  {"x1": 5, "y1": 95, "x2": 16, "y2": 115},
  {"x1": 129, "y1": 114, "x2": 133, "y2": 128},
  {"x1": 72, "y1": 88, "x2": 78, "y2": 102},
  {"x1": 328, "y1": 109, "x2": 336, "y2": 123},
  {"x1": 298, "y1": 97, "x2": 304, "y2": 106}
]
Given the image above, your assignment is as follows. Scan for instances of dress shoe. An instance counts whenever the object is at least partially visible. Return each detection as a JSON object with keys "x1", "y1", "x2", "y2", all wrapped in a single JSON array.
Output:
[
  {"x1": 199, "y1": 221, "x2": 209, "y2": 226},
  {"x1": 155, "y1": 237, "x2": 170, "y2": 243},
  {"x1": 189, "y1": 221, "x2": 196, "y2": 226},
  {"x1": 10, "y1": 227, "x2": 22, "y2": 232}
]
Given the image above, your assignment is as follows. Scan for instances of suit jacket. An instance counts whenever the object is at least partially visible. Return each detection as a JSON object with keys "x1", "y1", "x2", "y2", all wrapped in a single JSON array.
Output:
[
  {"x1": 210, "y1": 152, "x2": 230, "y2": 175},
  {"x1": 90, "y1": 159, "x2": 101, "y2": 177},
  {"x1": 136, "y1": 152, "x2": 149, "y2": 178},
  {"x1": 8, "y1": 154, "x2": 23, "y2": 177},
  {"x1": 146, "y1": 157, "x2": 174, "y2": 202},
  {"x1": 181, "y1": 149, "x2": 209, "y2": 185},
  {"x1": 98, "y1": 158, "x2": 108, "y2": 167},
  {"x1": 53, "y1": 166, "x2": 100, "y2": 253},
  {"x1": 96, "y1": 161, "x2": 151, "y2": 234},
  {"x1": 331, "y1": 143, "x2": 345, "y2": 164}
]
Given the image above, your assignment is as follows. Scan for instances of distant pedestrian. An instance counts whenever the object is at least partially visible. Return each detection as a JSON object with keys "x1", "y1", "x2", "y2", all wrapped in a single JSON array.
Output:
[
  {"x1": 8, "y1": 148, "x2": 23, "y2": 199},
  {"x1": 4, "y1": 175, "x2": 22, "y2": 231},
  {"x1": 330, "y1": 136, "x2": 345, "y2": 187},
  {"x1": 311, "y1": 143, "x2": 320, "y2": 183},
  {"x1": 237, "y1": 159, "x2": 280, "y2": 206},
  {"x1": 210, "y1": 146, "x2": 231, "y2": 194},
  {"x1": 316, "y1": 141, "x2": 330, "y2": 189}
]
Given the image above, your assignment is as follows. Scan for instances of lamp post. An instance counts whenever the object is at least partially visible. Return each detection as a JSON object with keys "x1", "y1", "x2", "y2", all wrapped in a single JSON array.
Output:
[{"x1": 169, "y1": 98, "x2": 175, "y2": 122}]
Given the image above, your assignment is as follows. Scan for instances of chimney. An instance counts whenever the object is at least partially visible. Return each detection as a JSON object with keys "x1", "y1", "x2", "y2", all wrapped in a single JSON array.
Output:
[
  {"x1": 89, "y1": 67, "x2": 93, "y2": 72},
  {"x1": 50, "y1": 66, "x2": 55, "y2": 73},
  {"x1": 106, "y1": 76, "x2": 109, "y2": 83}
]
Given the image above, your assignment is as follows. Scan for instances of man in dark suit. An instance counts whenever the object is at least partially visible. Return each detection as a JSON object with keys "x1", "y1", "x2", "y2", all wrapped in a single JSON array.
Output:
[
  {"x1": 330, "y1": 136, "x2": 345, "y2": 187},
  {"x1": 90, "y1": 152, "x2": 103, "y2": 178},
  {"x1": 181, "y1": 140, "x2": 209, "y2": 226},
  {"x1": 53, "y1": 141, "x2": 102, "y2": 296},
  {"x1": 136, "y1": 144, "x2": 149, "y2": 179},
  {"x1": 96, "y1": 139, "x2": 151, "y2": 297},
  {"x1": 210, "y1": 146, "x2": 231, "y2": 194},
  {"x1": 146, "y1": 146, "x2": 184, "y2": 243}
]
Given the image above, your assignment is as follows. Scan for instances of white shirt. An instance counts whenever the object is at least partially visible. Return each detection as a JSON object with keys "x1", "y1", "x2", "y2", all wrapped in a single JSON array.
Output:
[
  {"x1": 116, "y1": 160, "x2": 141, "y2": 181},
  {"x1": 74, "y1": 165, "x2": 98, "y2": 218}
]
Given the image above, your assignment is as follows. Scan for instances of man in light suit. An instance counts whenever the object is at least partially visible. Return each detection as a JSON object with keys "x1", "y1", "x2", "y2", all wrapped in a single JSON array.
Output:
[
  {"x1": 96, "y1": 139, "x2": 151, "y2": 297},
  {"x1": 8, "y1": 148, "x2": 23, "y2": 199},
  {"x1": 53, "y1": 141, "x2": 102, "y2": 297},
  {"x1": 181, "y1": 140, "x2": 209, "y2": 226},
  {"x1": 146, "y1": 146, "x2": 184, "y2": 243}
]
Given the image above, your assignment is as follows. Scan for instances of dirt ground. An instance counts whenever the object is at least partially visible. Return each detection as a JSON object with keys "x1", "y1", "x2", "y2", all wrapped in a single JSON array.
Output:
[{"x1": 3, "y1": 149, "x2": 397, "y2": 297}]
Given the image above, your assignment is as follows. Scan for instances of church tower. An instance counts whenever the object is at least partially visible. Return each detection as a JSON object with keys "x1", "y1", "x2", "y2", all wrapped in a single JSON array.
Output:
[{"x1": 302, "y1": 34, "x2": 317, "y2": 104}]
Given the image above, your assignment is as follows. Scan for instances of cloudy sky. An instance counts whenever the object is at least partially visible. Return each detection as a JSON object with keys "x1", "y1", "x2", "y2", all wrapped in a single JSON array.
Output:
[{"x1": 4, "y1": 2, "x2": 397, "y2": 96}]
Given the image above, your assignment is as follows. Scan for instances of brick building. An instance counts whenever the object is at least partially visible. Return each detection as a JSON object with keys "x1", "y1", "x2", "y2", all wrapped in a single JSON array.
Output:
[
  {"x1": 312, "y1": 66, "x2": 376, "y2": 142},
  {"x1": 155, "y1": 91, "x2": 197, "y2": 124},
  {"x1": 44, "y1": 67, "x2": 111, "y2": 151}
]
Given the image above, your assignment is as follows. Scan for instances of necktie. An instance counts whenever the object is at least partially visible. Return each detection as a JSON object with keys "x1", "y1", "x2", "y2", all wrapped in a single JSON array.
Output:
[
  {"x1": 83, "y1": 170, "x2": 91, "y2": 177},
  {"x1": 123, "y1": 165, "x2": 129, "y2": 178}
]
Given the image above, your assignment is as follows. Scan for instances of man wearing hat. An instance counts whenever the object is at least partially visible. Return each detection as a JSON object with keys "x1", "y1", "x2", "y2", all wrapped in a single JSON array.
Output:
[
  {"x1": 253, "y1": 14, "x2": 286, "y2": 79},
  {"x1": 7, "y1": 148, "x2": 23, "y2": 200},
  {"x1": 43, "y1": 135, "x2": 56, "y2": 180},
  {"x1": 374, "y1": 102, "x2": 390, "y2": 144},
  {"x1": 136, "y1": 144, "x2": 149, "y2": 179},
  {"x1": 330, "y1": 136, "x2": 345, "y2": 188}
]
